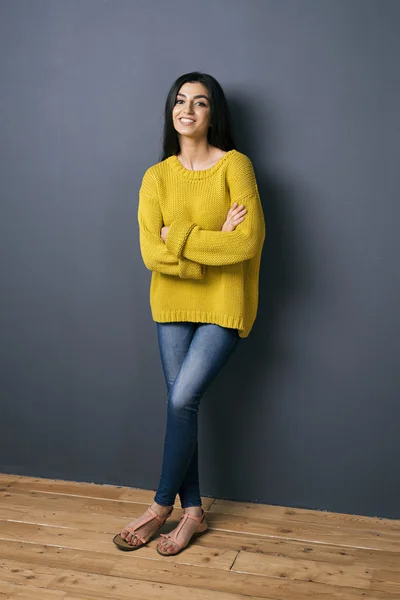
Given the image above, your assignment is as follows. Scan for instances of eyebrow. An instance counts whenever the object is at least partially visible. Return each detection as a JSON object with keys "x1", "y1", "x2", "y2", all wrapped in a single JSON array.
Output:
[{"x1": 176, "y1": 92, "x2": 209, "y2": 101}]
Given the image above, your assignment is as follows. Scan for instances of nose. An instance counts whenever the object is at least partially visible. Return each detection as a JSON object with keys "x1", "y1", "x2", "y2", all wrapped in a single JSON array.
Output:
[{"x1": 183, "y1": 101, "x2": 195, "y2": 114}]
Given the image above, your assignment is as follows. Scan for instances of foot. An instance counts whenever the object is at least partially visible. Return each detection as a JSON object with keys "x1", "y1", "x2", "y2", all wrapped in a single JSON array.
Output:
[
  {"x1": 120, "y1": 502, "x2": 173, "y2": 546},
  {"x1": 157, "y1": 506, "x2": 204, "y2": 554}
]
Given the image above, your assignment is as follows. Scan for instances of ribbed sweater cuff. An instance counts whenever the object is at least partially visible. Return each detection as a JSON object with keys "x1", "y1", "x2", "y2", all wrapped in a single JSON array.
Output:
[
  {"x1": 179, "y1": 259, "x2": 204, "y2": 279},
  {"x1": 166, "y1": 218, "x2": 196, "y2": 258}
]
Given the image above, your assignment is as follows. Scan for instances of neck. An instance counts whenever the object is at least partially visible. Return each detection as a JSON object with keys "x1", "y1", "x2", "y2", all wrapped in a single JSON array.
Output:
[{"x1": 177, "y1": 137, "x2": 212, "y2": 168}]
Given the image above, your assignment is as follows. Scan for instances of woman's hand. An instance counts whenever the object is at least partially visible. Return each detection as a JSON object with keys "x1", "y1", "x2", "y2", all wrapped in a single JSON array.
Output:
[
  {"x1": 221, "y1": 202, "x2": 247, "y2": 232},
  {"x1": 160, "y1": 226, "x2": 169, "y2": 242},
  {"x1": 161, "y1": 202, "x2": 246, "y2": 241}
]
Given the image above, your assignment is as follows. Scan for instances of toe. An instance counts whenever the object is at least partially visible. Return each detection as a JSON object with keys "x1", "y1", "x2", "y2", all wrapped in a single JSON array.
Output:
[{"x1": 160, "y1": 541, "x2": 169, "y2": 551}]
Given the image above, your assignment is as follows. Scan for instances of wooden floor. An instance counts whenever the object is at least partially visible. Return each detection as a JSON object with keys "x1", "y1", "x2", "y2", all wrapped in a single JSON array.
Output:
[{"x1": 0, "y1": 474, "x2": 399, "y2": 599}]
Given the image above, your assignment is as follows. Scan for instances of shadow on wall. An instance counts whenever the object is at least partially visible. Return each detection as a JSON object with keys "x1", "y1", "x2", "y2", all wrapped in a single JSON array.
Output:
[{"x1": 201, "y1": 90, "x2": 317, "y2": 502}]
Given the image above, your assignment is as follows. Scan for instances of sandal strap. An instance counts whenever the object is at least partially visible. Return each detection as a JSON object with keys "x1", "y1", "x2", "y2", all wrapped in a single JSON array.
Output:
[
  {"x1": 159, "y1": 509, "x2": 205, "y2": 551},
  {"x1": 124, "y1": 505, "x2": 173, "y2": 541},
  {"x1": 182, "y1": 508, "x2": 205, "y2": 524},
  {"x1": 147, "y1": 506, "x2": 171, "y2": 523},
  {"x1": 159, "y1": 533, "x2": 184, "y2": 551}
]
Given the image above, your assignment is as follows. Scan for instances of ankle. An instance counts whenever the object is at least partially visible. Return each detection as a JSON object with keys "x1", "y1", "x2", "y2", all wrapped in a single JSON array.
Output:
[
  {"x1": 151, "y1": 501, "x2": 173, "y2": 516},
  {"x1": 183, "y1": 506, "x2": 203, "y2": 517}
]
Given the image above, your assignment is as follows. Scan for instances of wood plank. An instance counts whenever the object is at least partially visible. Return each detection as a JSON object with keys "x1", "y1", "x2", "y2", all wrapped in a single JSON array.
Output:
[
  {"x1": 1, "y1": 519, "x2": 399, "y2": 574},
  {"x1": 1, "y1": 474, "x2": 399, "y2": 600},
  {"x1": 2, "y1": 489, "x2": 400, "y2": 570},
  {"x1": 211, "y1": 499, "x2": 400, "y2": 532},
  {"x1": 370, "y1": 569, "x2": 400, "y2": 595},
  {"x1": 4, "y1": 474, "x2": 399, "y2": 531},
  {"x1": 0, "y1": 504, "x2": 148, "y2": 535},
  {"x1": 5, "y1": 475, "x2": 398, "y2": 532},
  {"x1": 0, "y1": 557, "x2": 269, "y2": 600},
  {"x1": 0, "y1": 476, "x2": 125, "y2": 500},
  {"x1": 0, "y1": 521, "x2": 237, "y2": 570},
  {"x1": 0, "y1": 490, "x2": 86, "y2": 513},
  {"x1": 1, "y1": 491, "x2": 399, "y2": 553},
  {"x1": 232, "y1": 550, "x2": 372, "y2": 588},
  {"x1": 0, "y1": 488, "x2": 212, "y2": 519},
  {"x1": 0, "y1": 580, "x2": 66, "y2": 598},
  {"x1": 202, "y1": 512, "x2": 400, "y2": 553},
  {"x1": 0, "y1": 557, "x2": 56, "y2": 588},
  {"x1": 0, "y1": 582, "x2": 112, "y2": 600},
  {"x1": 211, "y1": 529, "x2": 400, "y2": 571},
  {"x1": 3, "y1": 488, "x2": 399, "y2": 547},
  {"x1": 5, "y1": 474, "x2": 399, "y2": 531},
  {"x1": 0, "y1": 542, "x2": 396, "y2": 600},
  {"x1": 1, "y1": 477, "x2": 215, "y2": 510},
  {"x1": 5, "y1": 523, "x2": 397, "y2": 595},
  {"x1": 0, "y1": 474, "x2": 18, "y2": 486}
]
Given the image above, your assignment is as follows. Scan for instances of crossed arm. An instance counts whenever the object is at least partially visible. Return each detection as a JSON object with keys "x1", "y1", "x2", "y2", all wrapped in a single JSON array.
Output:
[
  {"x1": 138, "y1": 191, "x2": 205, "y2": 279},
  {"x1": 137, "y1": 155, "x2": 266, "y2": 278}
]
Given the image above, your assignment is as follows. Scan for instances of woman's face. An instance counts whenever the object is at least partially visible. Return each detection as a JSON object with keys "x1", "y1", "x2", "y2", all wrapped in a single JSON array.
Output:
[{"x1": 172, "y1": 82, "x2": 211, "y2": 140}]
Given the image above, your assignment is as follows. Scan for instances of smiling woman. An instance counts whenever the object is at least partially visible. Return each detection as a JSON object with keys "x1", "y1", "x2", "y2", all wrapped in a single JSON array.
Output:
[
  {"x1": 173, "y1": 85, "x2": 211, "y2": 140},
  {"x1": 113, "y1": 71, "x2": 266, "y2": 557},
  {"x1": 161, "y1": 72, "x2": 237, "y2": 166}
]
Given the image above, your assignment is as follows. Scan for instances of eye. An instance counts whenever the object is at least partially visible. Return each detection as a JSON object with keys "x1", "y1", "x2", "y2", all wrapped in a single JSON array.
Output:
[{"x1": 175, "y1": 99, "x2": 208, "y2": 107}]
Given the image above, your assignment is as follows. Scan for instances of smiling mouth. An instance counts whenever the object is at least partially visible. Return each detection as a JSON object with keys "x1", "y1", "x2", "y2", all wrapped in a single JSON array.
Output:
[{"x1": 179, "y1": 118, "x2": 196, "y2": 124}]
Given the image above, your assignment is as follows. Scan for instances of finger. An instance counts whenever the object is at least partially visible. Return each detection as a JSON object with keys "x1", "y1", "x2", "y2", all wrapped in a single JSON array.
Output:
[
  {"x1": 228, "y1": 204, "x2": 238, "y2": 215},
  {"x1": 228, "y1": 203, "x2": 240, "y2": 213}
]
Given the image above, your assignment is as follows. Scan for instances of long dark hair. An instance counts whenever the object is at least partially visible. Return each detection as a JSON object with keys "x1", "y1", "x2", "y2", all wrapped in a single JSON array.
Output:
[{"x1": 160, "y1": 71, "x2": 237, "y2": 161}]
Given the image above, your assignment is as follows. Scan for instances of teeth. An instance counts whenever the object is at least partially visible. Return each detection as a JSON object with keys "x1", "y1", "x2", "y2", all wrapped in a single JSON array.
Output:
[{"x1": 181, "y1": 118, "x2": 194, "y2": 123}]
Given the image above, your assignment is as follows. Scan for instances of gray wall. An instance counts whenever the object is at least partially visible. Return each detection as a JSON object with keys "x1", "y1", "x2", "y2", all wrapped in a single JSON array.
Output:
[{"x1": 1, "y1": 0, "x2": 399, "y2": 519}]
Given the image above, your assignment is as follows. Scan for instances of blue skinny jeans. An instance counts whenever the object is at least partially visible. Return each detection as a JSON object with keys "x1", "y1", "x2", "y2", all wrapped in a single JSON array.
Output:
[{"x1": 153, "y1": 322, "x2": 241, "y2": 509}]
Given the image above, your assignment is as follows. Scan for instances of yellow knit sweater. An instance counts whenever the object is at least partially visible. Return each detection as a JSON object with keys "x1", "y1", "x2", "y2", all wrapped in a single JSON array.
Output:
[{"x1": 137, "y1": 149, "x2": 266, "y2": 338}]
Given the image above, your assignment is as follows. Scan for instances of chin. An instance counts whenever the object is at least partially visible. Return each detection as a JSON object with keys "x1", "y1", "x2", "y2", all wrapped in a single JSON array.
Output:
[
  {"x1": 175, "y1": 126, "x2": 207, "y2": 137},
  {"x1": 176, "y1": 129, "x2": 196, "y2": 137}
]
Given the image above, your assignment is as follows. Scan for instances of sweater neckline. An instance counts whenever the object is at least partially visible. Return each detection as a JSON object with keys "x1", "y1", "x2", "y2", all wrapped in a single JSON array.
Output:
[{"x1": 168, "y1": 149, "x2": 237, "y2": 179}]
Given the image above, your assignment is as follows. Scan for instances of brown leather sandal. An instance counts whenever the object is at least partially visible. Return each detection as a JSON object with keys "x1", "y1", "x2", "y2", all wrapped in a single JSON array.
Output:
[
  {"x1": 156, "y1": 508, "x2": 208, "y2": 556},
  {"x1": 113, "y1": 505, "x2": 173, "y2": 551}
]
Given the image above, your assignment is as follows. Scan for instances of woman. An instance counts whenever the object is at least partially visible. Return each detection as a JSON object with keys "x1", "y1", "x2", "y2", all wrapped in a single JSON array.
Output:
[{"x1": 113, "y1": 71, "x2": 266, "y2": 555}]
